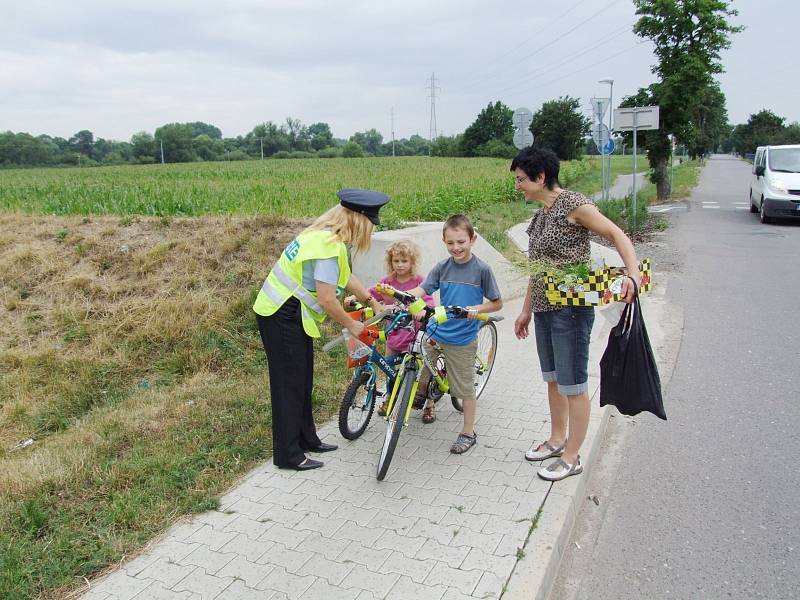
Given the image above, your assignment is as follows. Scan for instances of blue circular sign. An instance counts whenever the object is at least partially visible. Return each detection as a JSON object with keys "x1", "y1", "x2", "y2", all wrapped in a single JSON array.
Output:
[{"x1": 601, "y1": 139, "x2": 616, "y2": 155}]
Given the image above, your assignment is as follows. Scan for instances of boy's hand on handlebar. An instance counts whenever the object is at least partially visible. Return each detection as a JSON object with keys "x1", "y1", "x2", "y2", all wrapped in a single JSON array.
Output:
[{"x1": 465, "y1": 306, "x2": 480, "y2": 320}]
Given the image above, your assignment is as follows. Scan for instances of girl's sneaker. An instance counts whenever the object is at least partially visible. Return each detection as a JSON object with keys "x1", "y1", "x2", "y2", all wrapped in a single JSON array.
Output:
[{"x1": 525, "y1": 440, "x2": 565, "y2": 462}]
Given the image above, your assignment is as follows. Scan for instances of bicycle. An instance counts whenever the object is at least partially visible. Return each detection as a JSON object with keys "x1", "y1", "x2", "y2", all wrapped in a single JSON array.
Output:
[{"x1": 370, "y1": 286, "x2": 502, "y2": 480}]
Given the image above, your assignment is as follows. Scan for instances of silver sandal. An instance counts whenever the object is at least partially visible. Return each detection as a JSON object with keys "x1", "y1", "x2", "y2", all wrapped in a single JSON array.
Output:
[{"x1": 525, "y1": 440, "x2": 565, "y2": 462}]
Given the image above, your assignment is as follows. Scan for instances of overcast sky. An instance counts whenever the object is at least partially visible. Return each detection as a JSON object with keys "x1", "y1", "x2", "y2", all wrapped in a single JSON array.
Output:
[{"x1": 1, "y1": 0, "x2": 796, "y2": 143}]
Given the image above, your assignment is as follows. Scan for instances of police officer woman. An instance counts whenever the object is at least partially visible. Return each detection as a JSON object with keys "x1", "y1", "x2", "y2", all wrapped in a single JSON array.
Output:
[{"x1": 253, "y1": 189, "x2": 390, "y2": 471}]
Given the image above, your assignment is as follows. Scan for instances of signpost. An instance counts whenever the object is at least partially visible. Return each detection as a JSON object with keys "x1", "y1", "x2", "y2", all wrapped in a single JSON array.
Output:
[
  {"x1": 591, "y1": 97, "x2": 611, "y2": 200},
  {"x1": 512, "y1": 107, "x2": 534, "y2": 150},
  {"x1": 613, "y1": 105, "x2": 660, "y2": 230}
]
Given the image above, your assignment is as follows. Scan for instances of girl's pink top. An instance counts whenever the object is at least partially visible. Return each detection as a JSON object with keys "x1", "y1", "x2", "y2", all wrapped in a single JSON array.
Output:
[{"x1": 369, "y1": 274, "x2": 434, "y2": 352}]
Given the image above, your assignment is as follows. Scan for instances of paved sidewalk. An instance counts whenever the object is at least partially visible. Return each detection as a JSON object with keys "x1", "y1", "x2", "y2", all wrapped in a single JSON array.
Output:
[{"x1": 80, "y1": 225, "x2": 622, "y2": 600}]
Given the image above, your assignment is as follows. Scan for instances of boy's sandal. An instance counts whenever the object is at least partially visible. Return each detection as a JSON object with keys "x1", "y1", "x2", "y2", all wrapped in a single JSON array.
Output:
[
  {"x1": 377, "y1": 400, "x2": 389, "y2": 417},
  {"x1": 450, "y1": 432, "x2": 477, "y2": 454},
  {"x1": 422, "y1": 404, "x2": 436, "y2": 424}
]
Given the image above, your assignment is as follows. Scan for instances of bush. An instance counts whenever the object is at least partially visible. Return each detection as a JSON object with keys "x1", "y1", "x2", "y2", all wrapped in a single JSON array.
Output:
[
  {"x1": 222, "y1": 150, "x2": 249, "y2": 161},
  {"x1": 316, "y1": 147, "x2": 340, "y2": 158},
  {"x1": 596, "y1": 193, "x2": 648, "y2": 232},
  {"x1": 289, "y1": 151, "x2": 315, "y2": 159},
  {"x1": 341, "y1": 142, "x2": 364, "y2": 158}
]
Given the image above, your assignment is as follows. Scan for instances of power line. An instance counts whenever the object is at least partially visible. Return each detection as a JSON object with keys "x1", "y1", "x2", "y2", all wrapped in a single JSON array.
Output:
[
  {"x1": 453, "y1": 0, "x2": 625, "y2": 95},
  {"x1": 493, "y1": 24, "x2": 631, "y2": 96},
  {"x1": 454, "y1": 0, "x2": 591, "y2": 91}
]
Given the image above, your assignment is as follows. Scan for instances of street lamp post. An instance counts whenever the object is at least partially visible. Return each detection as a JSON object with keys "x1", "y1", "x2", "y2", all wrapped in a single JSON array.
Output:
[{"x1": 599, "y1": 78, "x2": 614, "y2": 201}]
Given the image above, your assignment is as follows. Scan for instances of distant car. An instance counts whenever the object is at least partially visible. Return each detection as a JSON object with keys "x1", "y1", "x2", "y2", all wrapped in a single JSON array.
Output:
[{"x1": 750, "y1": 144, "x2": 800, "y2": 223}]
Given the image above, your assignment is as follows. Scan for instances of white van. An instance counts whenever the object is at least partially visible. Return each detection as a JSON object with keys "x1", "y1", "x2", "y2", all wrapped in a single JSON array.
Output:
[{"x1": 750, "y1": 144, "x2": 800, "y2": 223}]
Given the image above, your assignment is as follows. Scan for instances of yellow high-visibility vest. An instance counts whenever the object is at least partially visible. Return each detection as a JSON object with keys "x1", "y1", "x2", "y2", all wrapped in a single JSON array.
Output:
[{"x1": 253, "y1": 229, "x2": 351, "y2": 338}]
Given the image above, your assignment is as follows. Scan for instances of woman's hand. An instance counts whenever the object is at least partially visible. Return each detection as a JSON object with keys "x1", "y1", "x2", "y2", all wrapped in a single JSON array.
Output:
[
  {"x1": 620, "y1": 275, "x2": 640, "y2": 304},
  {"x1": 515, "y1": 311, "x2": 532, "y2": 339},
  {"x1": 347, "y1": 319, "x2": 366, "y2": 337}
]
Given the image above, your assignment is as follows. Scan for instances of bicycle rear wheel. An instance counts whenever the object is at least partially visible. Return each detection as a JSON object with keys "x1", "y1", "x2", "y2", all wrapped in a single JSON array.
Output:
[
  {"x1": 451, "y1": 321, "x2": 498, "y2": 412},
  {"x1": 377, "y1": 371, "x2": 414, "y2": 481},
  {"x1": 338, "y1": 370, "x2": 374, "y2": 440}
]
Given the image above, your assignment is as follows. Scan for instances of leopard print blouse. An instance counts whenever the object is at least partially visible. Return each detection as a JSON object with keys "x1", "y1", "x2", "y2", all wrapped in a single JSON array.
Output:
[{"x1": 526, "y1": 190, "x2": 593, "y2": 313}]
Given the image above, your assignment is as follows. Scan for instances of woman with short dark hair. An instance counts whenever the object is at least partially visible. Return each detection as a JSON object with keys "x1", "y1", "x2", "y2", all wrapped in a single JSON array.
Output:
[{"x1": 511, "y1": 146, "x2": 640, "y2": 481}]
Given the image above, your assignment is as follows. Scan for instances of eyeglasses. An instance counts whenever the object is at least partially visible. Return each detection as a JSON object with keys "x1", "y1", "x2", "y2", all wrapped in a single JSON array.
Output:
[{"x1": 514, "y1": 175, "x2": 529, "y2": 184}]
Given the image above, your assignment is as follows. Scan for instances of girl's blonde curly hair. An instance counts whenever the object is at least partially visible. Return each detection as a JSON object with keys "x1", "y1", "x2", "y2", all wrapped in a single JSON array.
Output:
[{"x1": 384, "y1": 239, "x2": 421, "y2": 277}]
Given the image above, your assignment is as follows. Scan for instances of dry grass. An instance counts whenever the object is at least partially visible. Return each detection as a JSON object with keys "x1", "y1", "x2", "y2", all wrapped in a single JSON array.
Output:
[{"x1": 0, "y1": 214, "x2": 353, "y2": 599}]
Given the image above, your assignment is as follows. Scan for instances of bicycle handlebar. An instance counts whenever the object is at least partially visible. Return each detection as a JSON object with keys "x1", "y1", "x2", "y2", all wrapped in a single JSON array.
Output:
[{"x1": 374, "y1": 283, "x2": 504, "y2": 323}]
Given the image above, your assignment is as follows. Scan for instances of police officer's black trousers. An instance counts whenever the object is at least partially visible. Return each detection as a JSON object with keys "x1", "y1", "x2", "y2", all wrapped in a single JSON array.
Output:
[{"x1": 256, "y1": 297, "x2": 323, "y2": 468}]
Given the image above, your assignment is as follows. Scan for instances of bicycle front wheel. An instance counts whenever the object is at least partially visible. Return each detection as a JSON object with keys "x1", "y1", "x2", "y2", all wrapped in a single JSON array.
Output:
[
  {"x1": 377, "y1": 371, "x2": 414, "y2": 481},
  {"x1": 451, "y1": 321, "x2": 498, "y2": 412},
  {"x1": 338, "y1": 370, "x2": 374, "y2": 440}
]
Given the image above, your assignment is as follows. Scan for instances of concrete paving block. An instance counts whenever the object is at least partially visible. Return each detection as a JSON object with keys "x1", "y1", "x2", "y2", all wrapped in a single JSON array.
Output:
[
  {"x1": 430, "y1": 490, "x2": 480, "y2": 511},
  {"x1": 294, "y1": 493, "x2": 344, "y2": 518},
  {"x1": 302, "y1": 579, "x2": 363, "y2": 600},
  {"x1": 255, "y1": 542, "x2": 312, "y2": 573},
  {"x1": 344, "y1": 564, "x2": 402, "y2": 598},
  {"x1": 172, "y1": 566, "x2": 234, "y2": 599},
  {"x1": 255, "y1": 472, "x2": 304, "y2": 493},
  {"x1": 399, "y1": 498, "x2": 450, "y2": 522},
  {"x1": 223, "y1": 498, "x2": 271, "y2": 520},
  {"x1": 373, "y1": 528, "x2": 427, "y2": 557},
  {"x1": 460, "y1": 547, "x2": 517, "y2": 576},
  {"x1": 218, "y1": 533, "x2": 275, "y2": 563},
  {"x1": 441, "y1": 587, "x2": 480, "y2": 600},
  {"x1": 415, "y1": 538, "x2": 470, "y2": 569},
  {"x1": 181, "y1": 545, "x2": 237, "y2": 575},
  {"x1": 186, "y1": 525, "x2": 239, "y2": 552},
  {"x1": 392, "y1": 482, "x2": 441, "y2": 505},
  {"x1": 450, "y1": 466, "x2": 494, "y2": 486},
  {"x1": 221, "y1": 514, "x2": 275, "y2": 540},
  {"x1": 295, "y1": 512, "x2": 347, "y2": 537},
  {"x1": 494, "y1": 531, "x2": 529, "y2": 558},
  {"x1": 297, "y1": 553, "x2": 356, "y2": 586},
  {"x1": 132, "y1": 582, "x2": 198, "y2": 600},
  {"x1": 331, "y1": 520, "x2": 384, "y2": 546},
  {"x1": 293, "y1": 479, "x2": 339, "y2": 500},
  {"x1": 366, "y1": 510, "x2": 419, "y2": 533},
  {"x1": 471, "y1": 570, "x2": 505, "y2": 599},
  {"x1": 384, "y1": 575, "x2": 448, "y2": 600},
  {"x1": 470, "y1": 496, "x2": 519, "y2": 519},
  {"x1": 147, "y1": 539, "x2": 202, "y2": 563},
  {"x1": 473, "y1": 456, "x2": 519, "y2": 477},
  {"x1": 215, "y1": 556, "x2": 274, "y2": 588},
  {"x1": 330, "y1": 502, "x2": 380, "y2": 527},
  {"x1": 257, "y1": 489, "x2": 305, "y2": 510},
  {"x1": 255, "y1": 566, "x2": 316, "y2": 598},
  {"x1": 438, "y1": 508, "x2": 490, "y2": 532},
  {"x1": 135, "y1": 556, "x2": 196, "y2": 587},
  {"x1": 214, "y1": 579, "x2": 275, "y2": 600},
  {"x1": 446, "y1": 527, "x2": 503, "y2": 553},
  {"x1": 423, "y1": 562, "x2": 483, "y2": 596},
  {"x1": 188, "y1": 510, "x2": 240, "y2": 531},
  {"x1": 421, "y1": 474, "x2": 467, "y2": 495},
  {"x1": 336, "y1": 540, "x2": 393, "y2": 571},
  {"x1": 406, "y1": 518, "x2": 460, "y2": 546},
  {"x1": 257, "y1": 523, "x2": 310, "y2": 550},
  {"x1": 297, "y1": 532, "x2": 352, "y2": 561},
  {"x1": 376, "y1": 550, "x2": 437, "y2": 584}
]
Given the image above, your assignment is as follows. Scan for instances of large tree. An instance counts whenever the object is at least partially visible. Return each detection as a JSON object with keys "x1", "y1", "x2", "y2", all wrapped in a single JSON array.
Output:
[
  {"x1": 730, "y1": 110, "x2": 786, "y2": 155},
  {"x1": 530, "y1": 96, "x2": 590, "y2": 161},
  {"x1": 307, "y1": 122, "x2": 334, "y2": 151},
  {"x1": 460, "y1": 101, "x2": 513, "y2": 157},
  {"x1": 154, "y1": 123, "x2": 196, "y2": 163},
  {"x1": 631, "y1": 0, "x2": 742, "y2": 199}
]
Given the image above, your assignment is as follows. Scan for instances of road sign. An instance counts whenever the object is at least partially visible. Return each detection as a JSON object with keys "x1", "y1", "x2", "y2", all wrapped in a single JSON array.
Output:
[
  {"x1": 512, "y1": 107, "x2": 533, "y2": 130},
  {"x1": 601, "y1": 138, "x2": 616, "y2": 155},
  {"x1": 512, "y1": 107, "x2": 534, "y2": 149},
  {"x1": 590, "y1": 97, "x2": 610, "y2": 120},
  {"x1": 513, "y1": 130, "x2": 534, "y2": 149},
  {"x1": 592, "y1": 123, "x2": 610, "y2": 149},
  {"x1": 613, "y1": 106, "x2": 660, "y2": 130}
]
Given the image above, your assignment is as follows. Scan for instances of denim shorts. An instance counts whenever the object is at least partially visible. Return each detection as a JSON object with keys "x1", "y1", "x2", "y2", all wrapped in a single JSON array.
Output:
[{"x1": 533, "y1": 306, "x2": 595, "y2": 396}]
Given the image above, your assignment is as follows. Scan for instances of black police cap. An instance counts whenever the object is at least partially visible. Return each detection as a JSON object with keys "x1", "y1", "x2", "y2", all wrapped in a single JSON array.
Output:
[{"x1": 336, "y1": 188, "x2": 390, "y2": 225}]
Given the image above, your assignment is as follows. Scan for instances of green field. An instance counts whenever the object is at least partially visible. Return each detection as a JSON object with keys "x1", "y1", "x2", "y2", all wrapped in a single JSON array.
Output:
[{"x1": 0, "y1": 155, "x2": 596, "y2": 224}]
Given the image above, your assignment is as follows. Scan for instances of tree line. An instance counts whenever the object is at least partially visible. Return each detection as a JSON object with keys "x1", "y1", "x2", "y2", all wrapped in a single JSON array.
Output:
[{"x1": 1, "y1": 96, "x2": 592, "y2": 168}]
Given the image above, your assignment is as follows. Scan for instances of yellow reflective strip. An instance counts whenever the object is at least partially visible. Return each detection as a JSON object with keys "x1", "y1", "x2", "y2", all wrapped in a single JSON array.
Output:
[
  {"x1": 409, "y1": 298, "x2": 426, "y2": 316},
  {"x1": 260, "y1": 278, "x2": 286, "y2": 305}
]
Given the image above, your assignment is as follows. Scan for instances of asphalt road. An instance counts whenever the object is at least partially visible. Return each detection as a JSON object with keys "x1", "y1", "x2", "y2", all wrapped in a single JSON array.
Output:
[{"x1": 550, "y1": 155, "x2": 800, "y2": 600}]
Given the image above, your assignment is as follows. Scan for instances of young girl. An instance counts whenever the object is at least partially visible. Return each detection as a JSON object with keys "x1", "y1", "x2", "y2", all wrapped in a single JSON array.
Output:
[{"x1": 368, "y1": 240, "x2": 433, "y2": 416}]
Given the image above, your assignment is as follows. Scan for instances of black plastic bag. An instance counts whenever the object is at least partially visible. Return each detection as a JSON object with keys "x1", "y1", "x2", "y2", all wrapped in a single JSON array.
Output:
[{"x1": 599, "y1": 292, "x2": 666, "y2": 420}]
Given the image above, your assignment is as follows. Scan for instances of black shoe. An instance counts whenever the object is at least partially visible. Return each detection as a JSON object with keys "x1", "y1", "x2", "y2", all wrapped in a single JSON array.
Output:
[
  {"x1": 306, "y1": 442, "x2": 338, "y2": 453},
  {"x1": 282, "y1": 458, "x2": 323, "y2": 471}
]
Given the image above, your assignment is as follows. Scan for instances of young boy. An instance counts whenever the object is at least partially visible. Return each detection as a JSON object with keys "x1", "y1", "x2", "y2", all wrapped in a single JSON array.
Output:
[{"x1": 406, "y1": 214, "x2": 503, "y2": 454}]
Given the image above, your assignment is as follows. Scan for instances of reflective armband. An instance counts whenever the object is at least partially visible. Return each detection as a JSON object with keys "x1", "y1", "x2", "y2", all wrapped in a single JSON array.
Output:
[
  {"x1": 434, "y1": 305, "x2": 448, "y2": 323},
  {"x1": 409, "y1": 298, "x2": 426, "y2": 316}
]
